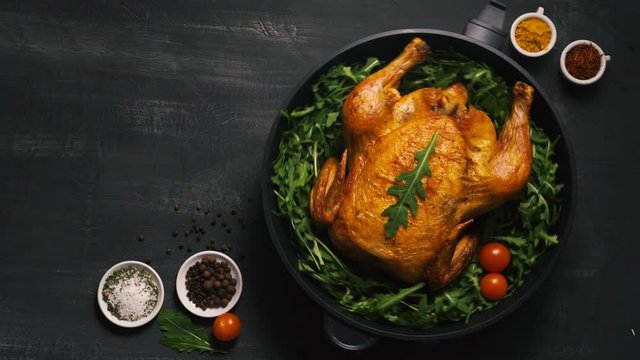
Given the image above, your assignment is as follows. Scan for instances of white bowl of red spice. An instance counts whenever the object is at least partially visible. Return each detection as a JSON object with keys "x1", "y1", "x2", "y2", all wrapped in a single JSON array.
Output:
[
  {"x1": 510, "y1": 7, "x2": 557, "y2": 57},
  {"x1": 176, "y1": 251, "x2": 243, "y2": 318},
  {"x1": 97, "y1": 261, "x2": 164, "y2": 328},
  {"x1": 560, "y1": 40, "x2": 611, "y2": 85}
]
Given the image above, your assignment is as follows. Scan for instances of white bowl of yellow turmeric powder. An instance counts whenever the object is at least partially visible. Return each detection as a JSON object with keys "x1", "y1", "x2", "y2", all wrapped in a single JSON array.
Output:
[{"x1": 510, "y1": 7, "x2": 557, "y2": 57}]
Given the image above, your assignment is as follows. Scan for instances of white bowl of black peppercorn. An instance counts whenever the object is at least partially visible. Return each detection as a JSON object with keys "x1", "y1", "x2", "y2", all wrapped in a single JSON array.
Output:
[{"x1": 176, "y1": 251, "x2": 243, "y2": 318}]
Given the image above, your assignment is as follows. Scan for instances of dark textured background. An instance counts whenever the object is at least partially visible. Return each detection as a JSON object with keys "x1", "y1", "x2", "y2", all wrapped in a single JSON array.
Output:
[{"x1": 0, "y1": 0, "x2": 638, "y2": 359}]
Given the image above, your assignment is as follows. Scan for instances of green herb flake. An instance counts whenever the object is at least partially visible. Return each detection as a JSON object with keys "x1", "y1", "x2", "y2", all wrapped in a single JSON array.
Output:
[{"x1": 102, "y1": 266, "x2": 159, "y2": 321}]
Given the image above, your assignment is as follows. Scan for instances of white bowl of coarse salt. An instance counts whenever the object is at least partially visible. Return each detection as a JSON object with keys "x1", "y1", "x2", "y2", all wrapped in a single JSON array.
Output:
[{"x1": 97, "y1": 261, "x2": 164, "y2": 328}]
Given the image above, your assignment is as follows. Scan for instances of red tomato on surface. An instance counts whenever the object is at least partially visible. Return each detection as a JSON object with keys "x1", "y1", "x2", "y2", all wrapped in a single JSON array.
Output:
[
  {"x1": 213, "y1": 313, "x2": 242, "y2": 342},
  {"x1": 479, "y1": 242, "x2": 511, "y2": 272},
  {"x1": 480, "y1": 273, "x2": 508, "y2": 301}
]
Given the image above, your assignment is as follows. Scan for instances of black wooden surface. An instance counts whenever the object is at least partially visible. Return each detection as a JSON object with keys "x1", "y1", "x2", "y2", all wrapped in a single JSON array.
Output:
[{"x1": 1, "y1": 0, "x2": 638, "y2": 359}]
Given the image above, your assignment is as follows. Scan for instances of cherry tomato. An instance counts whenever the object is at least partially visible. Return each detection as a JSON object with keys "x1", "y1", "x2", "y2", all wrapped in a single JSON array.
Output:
[
  {"x1": 480, "y1": 273, "x2": 508, "y2": 301},
  {"x1": 479, "y1": 242, "x2": 511, "y2": 272},
  {"x1": 213, "y1": 313, "x2": 242, "y2": 342}
]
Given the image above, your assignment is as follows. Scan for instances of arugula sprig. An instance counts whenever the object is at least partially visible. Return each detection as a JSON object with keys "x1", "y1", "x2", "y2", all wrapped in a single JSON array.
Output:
[
  {"x1": 157, "y1": 308, "x2": 224, "y2": 353},
  {"x1": 382, "y1": 132, "x2": 439, "y2": 238},
  {"x1": 272, "y1": 50, "x2": 563, "y2": 329}
]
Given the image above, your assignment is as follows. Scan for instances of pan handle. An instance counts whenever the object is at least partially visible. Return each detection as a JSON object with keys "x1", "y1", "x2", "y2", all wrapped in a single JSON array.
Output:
[
  {"x1": 324, "y1": 313, "x2": 379, "y2": 351},
  {"x1": 464, "y1": 0, "x2": 507, "y2": 49}
]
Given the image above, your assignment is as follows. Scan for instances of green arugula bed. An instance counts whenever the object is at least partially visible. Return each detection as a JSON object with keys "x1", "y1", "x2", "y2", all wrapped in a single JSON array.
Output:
[{"x1": 271, "y1": 50, "x2": 563, "y2": 329}]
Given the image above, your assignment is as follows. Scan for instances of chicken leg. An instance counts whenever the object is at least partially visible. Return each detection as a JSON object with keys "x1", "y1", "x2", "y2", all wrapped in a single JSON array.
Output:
[{"x1": 342, "y1": 38, "x2": 430, "y2": 167}]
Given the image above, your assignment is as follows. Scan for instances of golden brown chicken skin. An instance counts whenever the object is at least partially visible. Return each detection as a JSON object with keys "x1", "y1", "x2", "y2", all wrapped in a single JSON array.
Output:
[{"x1": 310, "y1": 37, "x2": 534, "y2": 289}]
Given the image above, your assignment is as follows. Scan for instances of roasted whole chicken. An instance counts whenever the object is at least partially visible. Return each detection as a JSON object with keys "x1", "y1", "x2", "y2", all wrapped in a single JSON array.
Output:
[{"x1": 310, "y1": 38, "x2": 534, "y2": 289}]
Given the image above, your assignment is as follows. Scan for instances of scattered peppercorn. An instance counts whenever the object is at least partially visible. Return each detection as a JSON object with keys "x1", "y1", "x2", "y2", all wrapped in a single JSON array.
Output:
[
  {"x1": 144, "y1": 257, "x2": 151, "y2": 265},
  {"x1": 142, "y1": 204, "x2": 246, "y2": 259}
]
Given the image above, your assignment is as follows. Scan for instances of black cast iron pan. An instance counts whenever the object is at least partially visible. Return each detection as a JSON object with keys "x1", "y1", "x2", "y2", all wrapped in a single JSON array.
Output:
[{"x1": 261, "y1": 1, "x2": 576, "y2": 349}]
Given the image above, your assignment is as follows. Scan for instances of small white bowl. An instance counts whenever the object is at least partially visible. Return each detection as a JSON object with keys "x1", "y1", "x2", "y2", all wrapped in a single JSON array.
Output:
[
  {"x1": 97, "y1": 260, "x2": 165, "y2": 328},
  {"x1": 176, "y1": 251, "x2": 243, "y2": 318},
  {"x1": 560, "y1": 40, "x2": 611, "y2": 85},
  {"x1": 510, "y1": 7, "x2": 557, "y2": 57}
]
